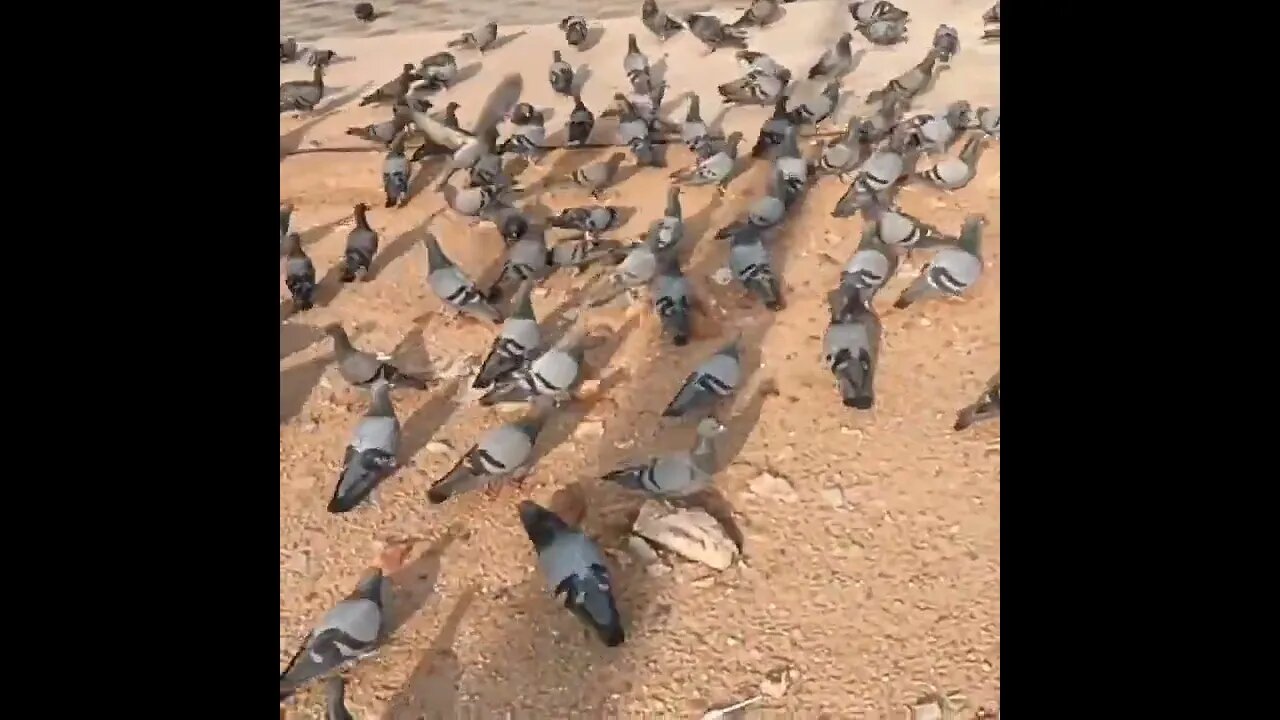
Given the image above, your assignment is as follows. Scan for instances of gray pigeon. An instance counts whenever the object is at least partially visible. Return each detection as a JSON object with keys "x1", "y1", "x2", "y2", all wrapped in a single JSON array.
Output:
[
  {"x1": 280, "y1": 64, "x2": 324, "y2": 112},
  {"x1": 605, "y1": 417, "x2": 726, "y2": 497},
  {"x1": 718, "y1": 67, "x2": 790, "y2": 106},
  {"x1": 823, "y1": 286, "x2": 882, "y2": 409},
  {"x1": 641, "y1": 0, "x2": 685, "y2": 41},
  {"x1": 279, "y1": 569, "x2": 389, "y2": 699},
  {"x1": 786, "y1": 78, "x2": 839, "y2": 127},
  {"x1": 517, "y1": 500, "x2": 625, "y2": 647},
  {"x1": 447, "y1": 22, "x2": 499, "y2": 53},
  {"x1": 588, "y1": 241, "x2": 657, "y2": 307},
  {"x1": 865, "y1": 202, "x2": 949, "y2": 257},
  {"x1": 382, "y1": 131, "x2": 411, "y2": 208},
  {"x1": 893, "y1": 214, "x2": 986, "y2": 309},
  {"x1": 730, "y1": 0, "x2": 780, "y2": 28},
  {"x1": 549, "y1": 50, "x2": 575, "y2": 95},
  {"x1": 915, "y1": 135, "x2": 986, "y2": 190},
  {"x1": 549, "y1": 236, "x2": 628, "y2": 271},
  {"x1": 831, "y1": 136, "x2": 911, "y2": 217},
  {"x1": 728, "y1": 222, "x2": 783, "y2": 310},
  {"x1": 682, "y1": 93, "x2": 712, "y2": 153},
  {"x1": 750, "y1": 97, "x2": 794, "y2": 158},
  {"x1": 323, "y1": 323, "x2": 429, "y2": 389},
  {"x1": 415, "y1": 74, "x2": 521, "y2": 191},
  {"x1": 646, "y1": 185, "x2": 684, "y2": 253},
  {"x1": 479, "y1": 323, "x2": 592, "y2": 405},
  {"x1": 475, "y1": 280, "x2": 542, "y2": 389},
  {"x1": 422, "y1": 232, "x2": 502, "y2": 322},
  {"x1": 324, "y1": 676, "x2": 354, "y2": 720},
  {"x1": 849, "y1": 0, "x2": 908, "y2": 23},
  {"x1": 623, "y1": 34, "x2": 654, "y2": 93},
  {"x1": 815, "y1": 116, "x2": 869, "y2": 180},
  {"x1": 735, "y1": 49, "x2": 787, "y2": 78},
  {"x1": 616, "y1": 94, "x2": 660, "y2": 167},
  {"x1": 837, "y1": 220, "x2": 899, "y2": 307},
  {"x1": 549, "y1": 206, "x2": 620, "y2": 236},
  {"x1": 487, "y1": 225, "x2": 550, "y2": 301},
  {"x1": 973, "y1": 106, "x2": 1000, "y2": 138},
  {"x1": 671, "y1": 131, "x2": 742, "y2": 193},
  {"x1": 341, "y1": 203, "x2": 379, "y2": 282},
  {"x1": 309, "y1": 49, "x2": 339, "y2": 67},
  {"x1": 807, "y1": 32, "x2": 854, "y2": 79},
  {"x1": 663, "y1": 337, "x2": 742, "y2": 419},
  {"x1": 954, "y1": 371, "x2": 1000, "y2": 431},
  {"x1": 346, "y1": 103, "x2": 414, "y2": 146},
  {"x1": 773, "y1": 126, "x2": 808, "y2": 207},
  {"x1": 866, "y1": 49, "x2": 944, "y2": 104},
  {"x1": 855, "y1": 18, "x2": 908, "y2": 45},
  {"x1": 354, "y1": 2, "x2": 375, "y2": 20},
  {"x1": 717, "y1": 167, "x2": 785, "y2": 239},
  {"x1": 360, "y1": 64, "x2": 422, "y2": 107},
  {"x1": 283, "y1": 233, "x2": 317, "y2": 311},
  {"x1": 466, "y1": 150, "x2": 505, "y2": 188},
  {"x1": 933, "y1": 24, "x2": 960, "y2": 61},
  {"x1": 427, "y1": 398, "x2": 556, "y2": 503},
  {"x1": 499, "y1": 105, "x2": 546, "y2": 164},
  {"x1": 417, "y1": 52, "x2": 459, "y2": 90},
  {"x1": 442, "y1": 182, "x2": 503, "y2": 218},
  {"x1": 651, "y1": 252, "x2": 692, "y2": 346},
  {"x1": 857, "y1": 95, "x2": 910, "y2": 145},
  {"x1": 329, "y1": 379, "x2": 400, "y2": 513},
  {"x1": 912, "y1": 101, "x2": 973, "y2": 155},
  {"x1": 560, "y1": 16, "x2": 590, "y2": 47},
  {"x1": 572, "y1": 152, "x2": 626, "y2": 199},
  {"x1": 567, "y1": 94, "x2": 595, "y2": 145},
  {"x1": 683, "y1": 12, "x2": 748, "y2": 53}
]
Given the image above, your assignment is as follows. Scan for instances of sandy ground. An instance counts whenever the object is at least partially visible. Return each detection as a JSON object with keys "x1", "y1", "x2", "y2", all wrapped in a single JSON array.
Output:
[{"x1": 281, "y1": 1, "x2": 1000, "y2": 717}]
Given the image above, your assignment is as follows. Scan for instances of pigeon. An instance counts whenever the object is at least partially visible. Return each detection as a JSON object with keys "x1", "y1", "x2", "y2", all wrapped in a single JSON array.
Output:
[
  {"x1": 663, "y1": 337, "x2": 742, "y2": 419},
  {"x1": 279, "y1": 569, "x2": 389, "y2": 698},
  {"x1": 417, "y1": 52, "x2": 459, "y2": 91},
  {"x1": 340, "y1": 203, "x2": 379, "y2": 282},
  {"x1": 480, "y1": 323, "x2": 593, "y2": 405},
  {"x1": 487, "y1": 225, "x2": 550, "y2": 302},
  {"x1": 893, "y1": 214, "x2": 986, "y2": 309},
  {"x1": 428, "y1": 398, "x2": 556, "y2": 502},
  {"x1": 866, "y1": 49, "x2": 944, "y2": 104},
  {"x1": 567, "y1": 95, "x2": 596, "y2": 145},
  {"x1": 933, "y1": 24, "x2": 960, "y2": 61},
  {"x1": 623, "y1": 34, "x2": 654, "y2": 93},
  {"x1": 823, "y1": 285, "x2": 882, "y2": 409},
  {"x1": 281, "y1": 37, "x2": 299, "y2": 63},
  {"x1": 750, "y1": 97, "x2": 795, "y2": 157},
  {"x1": 589, "y1": 240, "x2": 658, "y2": 306},
  {"x1": 499, "y1": 105, "x2": 546, "y2": 163},
  {"x1": 651, "y1": 252, "x2": 692, "y2": 345},
  {"x1": 807, "y1": 32, "x2": 854, "y2": 80},
  {"x1": 354, "y1": 2, "x2": 376, "y2": 20},
  {"x1": 786, "y1": 78, "x2": 839, "y2": 127},
  {"x1": 911, "y1": 100, "x2": 973, "y2": 155},
  {"x1": 683, "y1": 12, "x2": 748, "y2": 53},
  {"x1": 718, "y1": 68, "x2": 785, "y2": 107},
  {"x1": 571, "y1": 152, "x2": 626, "y2": 198},
  {"x1": 814, "y1": 116, "x2": 869, "y2": 180},
  {"x1": 517, "y1": 500, "x2": 625, "y2": 647},
  {"x1": 549, "y1": 206, "x2": 621, "y2": 236},
  {"x1": 415, "y1": 74, "x2": 521, "y2": 190},
  {"x1": 309, "y1": 49, "x2": 339, "y2": 67},
  {"x1": 329, "y1": 379, "x2": 401, "y2": 513},
  {"x1": 490, "y1": 206, "x2": 531, "y2": 244},
  {"x1": 323, "y1": 323, "x2": 429, "y2": 389},
  {"x1": 646, "y1": 185, "x2": 684, "y2": 253},
  {"x1": 442, "y1": 178, "x2": 502, "y2": 219},
  {"x1": 616, "y1": 94, "x2": 660, "y2": 167},
  {"x1": 605, "y1": 417, "x2": 726, "y2": 497},
  {"x1": 280, "y1": 202, "x2": 294, "y2": 248},
  {"x1": 855, "y1": 18, "x2": 908, "y2": 45},
  {"x1": 954, "y1": 371, "x2": 1000, "y2": 431},
  {"x1": 831, "y1": 133, "x2": 913, "y2": 217},
  {"x1": 731, "y1": 0, "x2": 780, "y2": 28},
  {"x1": 857, "y1": 95, "x2": 909, "y2": 145},
  {"x1": 324, "y1": 677, "x2": 354, "y2": 720},
  {"x1": 641, "y1": 0, "x2": 685, "y2": 41},
  {"x1": 466, "y1": 150, "x2": 504, "y2": 188},
  {"x1": 836, "y1": 220, "x2": 899, "y2": 307},
  {"x1": 448, "y1": 22, "x2": 499, "y2": 53},
  {"x1": 382, "y1": 131, "x2": 411, "y2": 208},
  {"x1": 848, "y1": 0, "x2": 908, "y2": 23},
  {"x1": 983, "y1": 1, "x2": 1000, "y2": 24},
  {"x1": 737, "y1": 50, "x2": 788, "y2": 78},
  {"x1": 422, "y1": 232, "x2": 503, "y2": 322},
  {"x1": 772, "y1": 125, "x2": 808, "y2": 207},
  {"x1": 280, "y1": 64, "x2": 324, "y2": 112},
  {"x1": 716, "y1": 167, "x2": 785, "y2": 239},
  {"x1": 973, "y1": 106, "x2": 1000, "y2": 138},
  {"x1": 865, "y1": 202, "x2": 948, "y2": 257},
  {"x1": 560, "y1": 16, "x2": 590, "y2": 48},
  {"x1": 672, "y1": 131, "x2": 742, "y2": 193},
  {"x1": 475, "y1": 280, "x2": 542, "y2": 389},
  {"x1": 360, "y1": 64, "x2": 421, "y2": 107},
  {"x1": 915, "y1": 135, "x2": 985, "y2": 190},
  {"x1": 549, "y1": 235, "x2": 627, "y2": 271},
  {"x1": 346, "y1": 103, "x2": 414, "y2": 146},
  {"x1": 682, "y1": 93, "x2": 713, "y2": 153},
  {"x1": 549, "y1": 50, "x2": 575, "y2": 96},
  {"x1": 282, "y1": 233, "x2": 317, "y2": 311},
  {"x1": 728, "y1": 222, "x2": 783, "y2": 310}
]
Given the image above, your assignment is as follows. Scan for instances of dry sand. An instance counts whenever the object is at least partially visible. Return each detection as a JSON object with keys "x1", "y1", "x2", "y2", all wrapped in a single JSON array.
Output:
[{"x1": 281, "y1": 1, "x2": 1000, "y2": 717}]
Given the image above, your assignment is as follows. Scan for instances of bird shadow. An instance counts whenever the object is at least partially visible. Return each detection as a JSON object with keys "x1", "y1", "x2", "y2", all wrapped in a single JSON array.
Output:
[
  {"x1": 281, "y1": 352, "x2": 334, "y2": 424},
  {"x1": 385, "y1": 529, "x2": 463, "y2": 637},
  {"x1": 380, "y1": 587, "x2": 478, "y2": 720},
  {"x1": 298, "y1": 215, "x2": 346, "y2": 248},
  {"x1": 573, "y1": 65, "x2": 593, "y2": 95},
  {"x1": 406, "y1": 155, "x2": 449, "y2": 205},
  {"x1": 487, "y1": 31, "x2": 527, "y2": 53},
  {"x1": 371, "y1": 214, "x2": 435, "y2": 279},
  {"x1": 399, "y1": 378, "x2": 464, "y2": 466},
  {"x1": 280, "y1": 82, "x2": 375, "y2": 161},
  {"x1": 453, "y1": 62, "x2": 482, "y2": 87},
  {"x1": 308, "y1": 261, "x2": 353, "y2": 311},
  {"x1": 520, "y1": 146, "x2": 598, "y2": 196},
  {"x1": 281, "y1": 321, "x2": 323, "y2": 360},
  {"x1": 577, "y1": 25, "x2": 605, "y2": 52}
]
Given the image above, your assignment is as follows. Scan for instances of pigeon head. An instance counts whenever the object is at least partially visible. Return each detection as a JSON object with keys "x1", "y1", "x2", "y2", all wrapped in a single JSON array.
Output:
[
  {"x1": 322, "y1": 323, "x2": 352, "y2": 346},
  {"x1": 945, "y1": 100, "x2": 974, "y2": 128},
  {"x1": 500, "y1": 213, "x2": 529, "y2": 240},
  {"x1": 696, "y1": 416, "x2": 727, "y2": 438}
]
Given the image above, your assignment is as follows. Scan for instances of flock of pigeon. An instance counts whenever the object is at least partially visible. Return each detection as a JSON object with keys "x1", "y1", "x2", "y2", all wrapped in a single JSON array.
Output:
[{"x1": 280, "y1": 0, "x2": 1001, "y2": 714}]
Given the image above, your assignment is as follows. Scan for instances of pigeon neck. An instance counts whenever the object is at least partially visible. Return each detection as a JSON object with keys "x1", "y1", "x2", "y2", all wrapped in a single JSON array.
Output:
[
  {"x1": 425, "y1": 237, "x2": 452, "y2": 270},
  {"x1": 353, "y1": 206, "x2": 371, "y2": 230},
  {"x1": 958, "y1": 219, "x2": 983, "y2": 255},
  {"x1": 959, "y1": 136, "x2": 984, "y2": 166},
  {"x1": 368, "y1": 383, "x2": 395, "y2": 416},
  {"x1": 329, "y1": 328, "x2": 354, "y2": 353},
  {"x1": 312, "y1": 64, "x2": 324, "y2": 86},
  {"x1": 627, "y1": 35, "x2": 640, "y2": 55},
  {"x1": 691, "y1": 429, "x2": 718, "y2": 473}
]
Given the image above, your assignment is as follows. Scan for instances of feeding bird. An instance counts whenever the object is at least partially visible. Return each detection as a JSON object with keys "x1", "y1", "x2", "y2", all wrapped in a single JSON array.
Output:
[
  {"x1": 359, "y1": 63, "x2": 421, "y2": 107},
  {"x1": 567, "y1": 94, "x2": 596, "y2": 145},
  {"x1": 549, "y1": 205, "x2": 621, "y2": 236},
  {"x1": 448, "y1": 22, "x2": 499, "y2": 53},
  {"x1": 646, "y1": 185, "x2": 685, "y2": 254},
  {"x1": 672, "y1": 131, "x2": 743, "y2": 194},
  {"x1": 854, "y1": 17, "x2": 908, "y2": 45},
  {"x1": 641, "y1": 0, "x2": 685, "y2": 41},
  {"x1": 427, "y1": 397, "x2": 557, "y2": 503},
  {"x1": 814, "y1": 116, "x2": 870, "y2": 181},
  {"x1": 866, "y1": 49, "x2": 944, "y2": 104},
  {"x1": 836, "y1": 220, "x2": 899, "y2": 307},
  {"x1": 329, "y1": 379, "x2": 401, "y2": 513},
  {"x1": 915, "y1": 134, "x2": 986, "y2": 190},
  {"x1": 604, "y1": 417, "x2": 727, "y2": 497},
  {"x1": 323, "y1": 323, "x2": 429, "y2": 390},
  {"x1": 346, "y1": 103, "x2": 413, "y2": 146},
  {"x1": 650, "y1": 251, "x2": 693, "y2": 346},
  {"x1": 683, "y1": 12, "x2": 749, "y2": 53},
  {"x1": 893, "y1": 214, "x2": 986, "y2": 309},
  {"x1": 615, "y1": 94, "x2": 661, "y2": 167},
  {"x1": 823, "y1": 286, "x2": 882, "y2": 409},
  {"x1": 422, "y1": 231, "x2": 503, "y2": 323},
  {"x1": 474, "y1": 280, "x2": 542, "y2": 389},
  {"x1": 487, "y1": 223, "x2": 550, "y2": 302},
  {"x1": 279, "y1": 569, "x2": 389, "y2": 699},
  {"x1": 280, "y1": 64, "x2": 324, "y2": 112},
  {"x1": 663, "y1": 337, "x2": 742, "y2": 420},
  {"x1": 382, "y1": 130, "x2": 411, "y2": 208},
  {"x1": 282, "y1": 233, "x2": 317, "y2": 311},
  {"x1": 340, "y1": 203, "x2": 379, "y2": 282},
  {"x1": 848, "y1": 0, "x2": 908, "y2": 23},
  {"x1": 571, "y1": 152, "x2": 626, "y2": 199},
  {"x1": 807, "y1": 32, "x2": 855, "y2": 79},
  {"x1": 480, "y1": 322, "x2": 594, "y2": 406},
  {"x1": 730, "y1": 0, "x2": 780, "y2": 28},
  {"x1": 786, "y1": 77, "x2": 840, "y2": 127},
  {"x1": 728, "y1": 222, "x2": 783, "y2": 310},
  {"x1": 416, "y1": 52, "x2": 459, "y2": 91},
  {"x1": 933, "y1": 24, "x2": 960, "y2": 61}
]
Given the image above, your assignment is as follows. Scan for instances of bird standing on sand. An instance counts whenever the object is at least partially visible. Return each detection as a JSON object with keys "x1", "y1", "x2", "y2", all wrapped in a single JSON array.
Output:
[
  {"x1": 855, "y1": 17, "x2": 908, "y2": 45},
  {"x1": 911, "y1": 100, "x2": 973, "y2": 155},
  {"x1": 751, "y1": 97, "x2": 795, "y2": 158},
  {"x1": 718, "y1": 65, "x2": 789, "y2": 106},
  {"x1": 683, "y1": 12, "x2": 748, "y2": 53},
  {"x1": 849, "y1": 0, "x2": 908, "y2": 23},
  {"x1": 814, "y1": 116, "x2": 869, "y2": 181},
  {"x1": 341, "y1": 203, "x2": 379, "y2": 282},
  {"x1": 623, "y1": 34, "x2": 654, "y2": 94},
  {"x1": 731, "y1": 0, "x2": 780, "y2": 28},
  {"x1": 866, "y1": 49, "x2": 944, "y2": 104},
  {"x1": 282, "y1": 233, "x2": 317, "y2": 311},
  {"x1": 567, "y1": 95, "x2": 595, "y2": 145},
  {"x1": 323, "y1": 323, "x2": 429, "y2": 389},
  {"x1": 787, "y1": 78, "x2": 839, "y2": 128},
  {"x1": 973, "y1": 106, "x2": 1000, "y2": 138},
  {"x1": 837, "y1": 221, "x2": 899, "y2": 307},
  {"x1": 448, "y1": 22, "x2": 498, "y2": 53},
  {"x1": 329, "y1": 379, "x2": 401, "y2": 513},
  {"x1": 605, "y1": 417, "x2": 726, "y2": 497},
  {"x1": 281, "y1": 38, "x2": 299, "y2": 63},
  {"x1": 682, "y1": 93, "x2": 719, "y2": 155},
  {"x1": 641, "y1": 0, "x2": 684, "y2": 41},
  {"x1": 354, "y1": 2, "x2": 376, "y2": 21},
  {"x1": 422, "y1": 232, "x2": 502, "y2": 323},
  {"x1": 915, "y1": 135, "x2": 986, "y2": 190},
  {"x1": 518, "y1": 500, "x2": 626, "y2": 647},
  {"x1": 280, "y1": 202, "x2": 294, "y2": 249},
  {"x1": 499, "y1": 104, "x2": 546, "y2": 164},
  {"x1": 475, "y1": 280, "x2": 542, "y2": 389},
  {"x1": 346, "y1": 103, "x2": 413, "y2": 146},
  {"x1": 382, "y1": 130, "x2": 411, "y2": 208},
  {"x1": 616, "y1": 95, "x2": 660, "y2": 167},
  {"x1": 808, "y1": 32, "x2": 855, "y2": 79},
  {"x1": 729, "y1": 223, "x2": 783, "y2": 310},
  {"x1": 954, "y1": 372, "x2": 1000, "y2": 431},
  {"x1": 549, "y1": 50, "x2": 575, "y2": 96},
  {"x1": 664, "y1": 337, "x2": 742, "y2": 420},
  {"x1": 550, "y1": 205, "x2": 620, "y2": 236},
  {"x1": 865, "y1": 202, "x2": 948, "y2": 258},
  {"x1": 428, "y1": 397, "x2": 556, "y2": 503},
  {"x1": 823, "y1": 286, "x2": 882, "y2": 409},
  {"x1": 417, "y1": 52, "x2": 459, "y2": 91},
  {"x1": 480, "y1": 323, "x2": 593, "y2": 406},
  {"x1": 646, "y1": 185, "x2": 684, "y2": 253},
  {"x1": 280, "y1": 64, "x2": 324, "y2": 112},
  {"x1": 672, "y1": 131, "x2": 742, "y2": 194},
  {"x1": 487, "y1": 224, "x2": 550, "y2": 301},
  {"x1": 571, "y1": 152, "x2": 626, "y2": 199},
  {"x1": 360, "y1": 64, "x2": 421, "y2": 107},
  {"x1": 560, "y1": 16, "x2": 590, "y2": 47},
  {"x1": 893, "y1": 215, "x2": 986, "y2": 309},
  {"x1": 651, "y1": 252, "x2": 693, "y2": 345},
  {"x1": 279, "y1": 569, "x2": 389, "y2": 699}
]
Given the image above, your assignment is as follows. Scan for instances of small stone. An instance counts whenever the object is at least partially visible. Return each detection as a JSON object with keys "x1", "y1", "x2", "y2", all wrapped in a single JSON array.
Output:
[
  {"x1": 425, "y1": 440, "x2": 452, "y2": 454},
  {"x1": 711, "y1": 267, "x2": 734, "y2": 286},
  {"x1": 749, "y1": 472, "x2": 799, "y2": 503},
  {"x1": 574, "y1": 420, "x2": 605, "y2": 440},
  {"x1": 820, "y1": 487, "x2": 846, "y2": 508}
]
